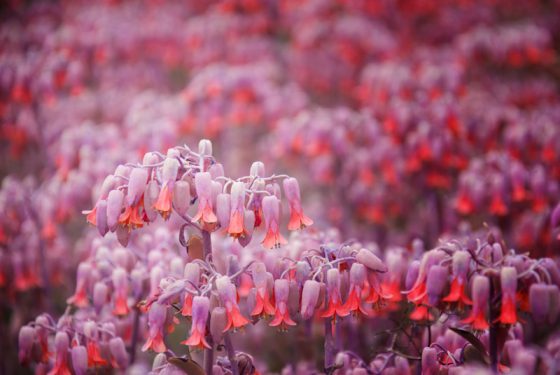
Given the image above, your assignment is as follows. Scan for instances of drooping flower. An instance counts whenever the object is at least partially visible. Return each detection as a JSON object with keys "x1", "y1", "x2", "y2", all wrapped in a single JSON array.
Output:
[
  {"x1": 270, "y1": 279, "x2": 297, "y2": 329},
  {"x1": 47, "y1": 332, "x2": 72, "y2": 375},
  {"x1": 262, "y1": 195, "x2": 287, "y2": 249},
  {"x1": 154, "y1": 158, "x2": 180, "y2": 219},
  {"x1": 321, "y1": 268, "x2": 350, "y2": 319},
  {"x1": 181, "y1": 263, "x2": 201, "y2": 317},
  {"x1": 461, "y1": 275, "x2": 490, "y2": 330},
  {"x1": 192, "y1": 172, "x2": 218, "y2": 228},
  {"x1": 142, "y1": 302, "x2": 167, "y2": 353},
  {"x1": 216, "y1": 276, "x2": 249, "y2": 331},
  {"x1": 342, "y1": 263, "x2": 372, "y2": 316},
  {"x1": 497, "y1": 267, "x2": 518, "y2": 324},
  {"x1": 83, "y1": 321, "x2": 108, "y2": 367},
  {"x1": 66, "y1": 263, "x2": 91, "y2": 308},
  {"x1": 442, "y1": 251, "x2": 472, "y2": 307},
  {"x1": 283, "y1": 177, "x2": 313, "y2": 230},
  {"x1": 181, "y1": 296, "x2": 211, "y2": 349},
  {"x1": 250, "y1": 262, "x2": 275, "y2": 318},
  {"x1": 300, "y1": 280, "x2": 321, "y2": 319},
  {"x1": 228, "y1": 181, "x2": 246, "y2": 238},
  {"x1": 112, "y1": 267, "x2": 130, "y2": 316}
]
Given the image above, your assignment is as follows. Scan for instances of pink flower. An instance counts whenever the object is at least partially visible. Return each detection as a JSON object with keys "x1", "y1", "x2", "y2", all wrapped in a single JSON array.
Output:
[
  {"x1": 142, "y1": 303, "x2": 167, "y2": 353},
  {"x1": 270, "y1": 279, "x2": 297, "y2": 329},
  {"x1": 154, "y1": 158, "x2": 180, "y2": 220},
  {"x1": 283, "y1": 177, "x2": 313, "y2": 230},
  {"x1": 250, "y1": 262, "x2": 275, "y2": 317},
  {"x1": 216, "y1": 276, "x2": 249, "y2": 331},
  {"x1": 192, "y1": 172, "x2": 218, "y2": 228},
  {"x1": 181, "y1": 296, "x2": 211, "y2": 349},
  {"x1": 262, "y1": 196, "x2": 287, "y2": 249},
  {"x1": 461, "y1": 275, "x2": 489, "y2": 330},
  {"x1": 228, "y1": 181, "x2": 246, "y2": 238}
]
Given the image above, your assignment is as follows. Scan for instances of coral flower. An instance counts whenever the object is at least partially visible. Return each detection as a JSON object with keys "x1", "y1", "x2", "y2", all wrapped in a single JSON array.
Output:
[
  {"x1": 261, "y1": 196, "x2": 287, "y2": 249},
  {"x1": 343, "y1": 263, "x2": 372, "y2": 316},
  {"x1": 47, "y1": 332, "x2": 72, "y2": 375},
  {"x1": 442, "y1": 251, "x2": 472, "y2": 307},
  {"x1": 154, "y1": 158, "x2": 179, "y2": 220},
  {"x1": 228, "y1": 181, "x2": 246, "y2": 238},
  {"x1": 321, "y1": 269, "x2": 350, "y2": 319},
  {"x1": 142, "y1": 303, "x2": 167, "y2": 353},
  {"x1": 250, "y1": 263, "x2": 275, "y2": 317},
  {"x1": 283, "y1": 178, "x2": 313, "y2": 230},
  {"x1": 112, "y1": 268, "x2": 130, "y2": 316},
  {"x1": 192, "y1": 172, "x2": 218, "y2": 227},
  {"x1": 181, "y1": 296, "x2": 211, "y2": 349},
  {"x1": 269, "y1": 279, "x2": 297, "y2": 329},
  {"x1": 461, "y1": 275, "x2": 490, "y2": 330},
  {"x1": 497, "y1": 267, "x2": 518, "y2": 325},
  {"x1": 67, "y1": 263, "x2": 91, "y2": 308},
  {"x1": 216, "y1": 276, "x2": 249, "y2": 331}
]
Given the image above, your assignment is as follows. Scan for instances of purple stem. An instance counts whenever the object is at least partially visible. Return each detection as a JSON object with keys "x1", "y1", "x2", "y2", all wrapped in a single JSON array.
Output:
[
  {"x1": 324, "y1": 318, "x2": 336, "y2": 372},
  {"x1": 201, "y1": 229, "x2": 215, "y2": 374},
  {"x1": 224, "y1": 332, "x2": 239, "y2": 375}
]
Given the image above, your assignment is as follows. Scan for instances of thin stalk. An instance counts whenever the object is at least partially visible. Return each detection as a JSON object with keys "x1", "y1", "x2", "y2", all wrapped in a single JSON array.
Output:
[
  {"x1": 129, "y1": 306, "x2": 141, "y2": 364},
  {"x1": 201, "y1": 229, "x2": 215, "y2": 373},
  {"x1": 324, "y1": 318, "x2": 336, "y2": 373},
  {"x1": 489, "y1": 281, "x2": 498, "y2": 373},
  {"x1": 224, "y1": 332, "x2": 239, "y2": 375}
]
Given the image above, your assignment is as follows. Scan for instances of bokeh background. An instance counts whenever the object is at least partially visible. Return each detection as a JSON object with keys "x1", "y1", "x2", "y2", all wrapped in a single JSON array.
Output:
[{"x1": 1, "y1": 0, "x2": 560, "y2": 373}]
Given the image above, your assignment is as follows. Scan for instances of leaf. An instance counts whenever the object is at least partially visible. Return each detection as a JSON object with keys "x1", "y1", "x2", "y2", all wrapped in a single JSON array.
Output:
[
  {"x1": 187, "y1": 235, "x2": 204, "y2": 260},
  {"x1": 168, "y1": 357, "x2": 205, "y2": 375},
  {"x1": 449, "y1": 327, "x2": 489, "y2": 363}
]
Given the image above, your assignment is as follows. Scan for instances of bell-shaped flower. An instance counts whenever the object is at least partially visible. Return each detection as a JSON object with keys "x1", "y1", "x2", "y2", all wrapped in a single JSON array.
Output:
[
  {"x1": 47, "y1": 332, "x2": 71, "y2": 375},
  {"x1": 497, "y1": 267, "x2": 518, "y2": 324},
  {"x1": 112, "y1": 267, "x2": 130, "y2": 316},
  {"x1": 321, "y1": 268, "x2": 350, "y2": 319},
  {"x1": 210, "y1": 307, "x2": 228, "y2": 344},
  {"x1": 250, "y1": 262, "x2": 275, "y2": 317},
  {"x1": 342, "y1": 263, "x2": 372, "y2": 316},
  {"x1": 126, "y1": 168, "x2": 149, "y2": 206},
  {"x1": 461, "y1": 275, "x2": 490, "y2": 330},
  {"x1": 154, "y1": 158, "x2": 180, "y2": 219},
  {"x1": 270, "y1": 279, "x2": 297, "y2": 329},
  {"x1": 172, "y1": 180, "x2": 191, "y2": 216},
  {"x1": 283, "y1": 177, "x2": 313, "y2": 230},
  {"x1": 228, "y1": 181, "x2": 246, "y2": 238},
  {"x1": 442, "y1": 251, "x2": 472, "y2": 307},
  {"x1": 192, "y1": 172, "x2": 218, "y2": 227},
  {"x1": 262, "y1": 196, "x2": 287, "y2": 249},
  {"x1": 142, "y1": 302, "x2": 167, "y2": 353},
  {"x1": 216, "y1": 193, "x2": 231, "y2": 229},
  {"x1": 83, "y1": 321, "x2": 107, "y2": 367},
  {"x1": 67, "y1": 263, "x2": 91, "y2": 308},
  {"x1": 84, "y1": 175, "x2": 115, "y2": 226},
  {"x1": 181, "y1": 263, "x2": 200, "y2": 317},
  {"x1": 406, "y1": 250, "x2": 445, "y2": 304},
  {"x1": 182, "y1": 296, "x2": 211, "y2": 349},
  {"x1": 216, "y1": 276, "x2": 249, "y2": 331}
]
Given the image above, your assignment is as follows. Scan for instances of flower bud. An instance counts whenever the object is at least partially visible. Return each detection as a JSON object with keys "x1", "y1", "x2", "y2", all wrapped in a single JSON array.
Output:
[
  {"x1": 107, "y1": 189, "x2": 124, "y2": 231},
  {"x1": 93, "y1": 282, "x2": 109, "y2": 312},
  {"x1": 210, "y1": 307, "x2": 228, "y2": 343},
  {"x1": 301, "y1": 280, "x2": 320, "y2": 319},
  {"x1": 71, "y1": 345, "x2": 88, "y2": 375},
  {"x1": 172, "y1": 180, "x2": 191, "y2": 215},
  {"x1": 421, "y1": 347, "x2": 438, "y2": 375},
  {"x1": 209, "y1": 163, "x2": 224, "y2": 179},
  {"x1": 18, "y1": 326, "x2": 35, "y2": 364},
  {"x1": 405, "y1": 260, "x2": 421, "y2": 290},
  {"x1": 530, "y1": 283, "x2": 550, "y2": 323},
  {"x1": 127, "y1": 168, "x2": 148, "y2": 206},
  {"x1": 356, "y1": 248, "x2": 387, "y2": 272},
  {"x1": 250, "y1": 161, "x2": 265, "y2": 177},
  {"x1": 95, "y1": 200, "x2": 109, "y2": 236},
  {"x1": 216, "y1": 193, "x2": 231, "y2": 228},
  {"x1": 198, "y1": 139, "x2": 213, "y2": 156},
  {"x1": 55, "y1": 331, "x2": 69, "y2": 353},
  {"x1": 143, "y1": 180, "x2": 160, "y2": 222},
  {"x1": 109, "y1": 337, "x2": 129, "y2": 369},
  {"x1": 426, "y1": 265, "x2": 448, "y2": 306},
  {"x1": 162, "y1": 157, "x2": 180, "y2": 182},
  {"x1": 452, "y1": 251, "x2": 470, "y2": 280}
]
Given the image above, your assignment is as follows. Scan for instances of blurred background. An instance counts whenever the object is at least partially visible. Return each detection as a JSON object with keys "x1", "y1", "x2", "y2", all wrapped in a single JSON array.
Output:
[{"x1": 1, "y1": 0, "x2": 560, "y2": 373}]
